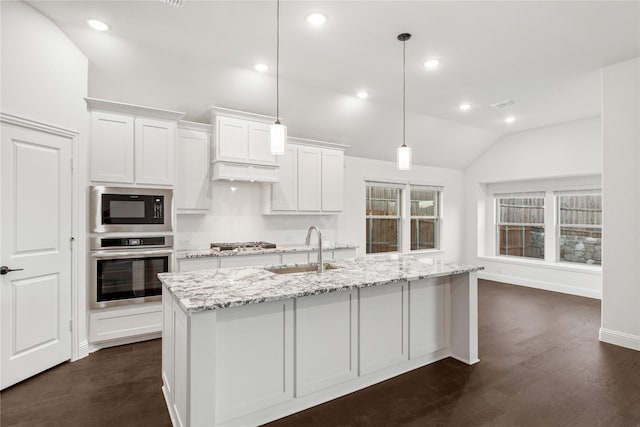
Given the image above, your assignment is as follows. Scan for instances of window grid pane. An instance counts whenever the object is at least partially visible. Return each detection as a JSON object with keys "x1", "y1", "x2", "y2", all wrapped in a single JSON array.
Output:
[
  {"x1": 498, "y1": 197, "x2": 545, "y2": 224},
  {"x1": 411, "y1": 218, "x2": 437, "y2": 250},
  {"x1": 497, "y1": 195, "x2": 545, "y2": 259},
  {"x1": 410, "y1": 189, "x2": 437, "y2": 217},
  {"x1": 498, "y1": 225, "x2": 545, "y2": 259},
  {"x1": 557, "y1": 193, "x2": 602, "y2": 265},
  {"x1": 366, "y1": 184, "x2": 401, "y2": 254}
]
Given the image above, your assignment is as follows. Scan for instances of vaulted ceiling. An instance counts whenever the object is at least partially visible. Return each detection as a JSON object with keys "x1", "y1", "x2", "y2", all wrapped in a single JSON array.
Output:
[{"x1": 27, "y1": 1, "x2": 640, "y2": 169}]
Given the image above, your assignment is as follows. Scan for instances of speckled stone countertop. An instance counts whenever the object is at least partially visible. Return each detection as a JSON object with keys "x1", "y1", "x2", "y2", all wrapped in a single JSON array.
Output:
[
  {"x1": 159, "y1": 254, "x2": 483, "y2": 313},
  {"x1": 176, "y1": 243, "x2": 357, "y2": 259}
]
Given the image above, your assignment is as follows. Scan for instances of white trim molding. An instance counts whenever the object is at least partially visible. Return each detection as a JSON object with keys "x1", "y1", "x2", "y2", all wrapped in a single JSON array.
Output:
[
  {"x1": 599, "y1": 328, "x2": 640, "y2": 351},
  {"x1": 85, "y1": 97, "x2": 185, "y2": 121},
  {"x1": 0, "y1": 112, "x2": 79, "y2": 137},
  {"x1": 479, "y1": 271, "x2": 602, "y2": 300}
]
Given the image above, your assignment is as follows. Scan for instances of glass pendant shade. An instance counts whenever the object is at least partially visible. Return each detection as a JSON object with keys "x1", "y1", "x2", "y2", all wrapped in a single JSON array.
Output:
[
  {"x1": 270, "y1": 122, "x2": 287, "y2": 155},
  {"x1": 397, "y1": 145, "x2": 412, "y2": 170}
]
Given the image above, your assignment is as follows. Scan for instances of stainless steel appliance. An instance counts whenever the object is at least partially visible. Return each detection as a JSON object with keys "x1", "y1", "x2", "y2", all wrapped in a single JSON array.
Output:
[
  {"x1": 90, "y1": 236, "x2": 173, "y2": 308},
  {"x1": 210, "y1": 241, "x2": 276, "y2": 251},
  {"x1": 90, "y1": 186, "x2": 173, "y2": 233}
]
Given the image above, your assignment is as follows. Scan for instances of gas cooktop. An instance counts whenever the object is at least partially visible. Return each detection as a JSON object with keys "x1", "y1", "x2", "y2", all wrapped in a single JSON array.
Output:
[{"x1": 210, "y1": 241, "x2": 277, "y2": 251}]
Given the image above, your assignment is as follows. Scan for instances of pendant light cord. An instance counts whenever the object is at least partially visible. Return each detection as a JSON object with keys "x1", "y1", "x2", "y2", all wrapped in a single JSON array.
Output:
[
  {"x1": 402, "y1": 37, "x2": 406, "y2": 148},
  {"x1": 275, "y1": 0, "x2": 280, "y2": 124}
]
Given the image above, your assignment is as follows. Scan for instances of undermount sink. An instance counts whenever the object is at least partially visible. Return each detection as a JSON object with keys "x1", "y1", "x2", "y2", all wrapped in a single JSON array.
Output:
[{"x1": 266, "y1": 263, "x2": 340, "y2": 275}]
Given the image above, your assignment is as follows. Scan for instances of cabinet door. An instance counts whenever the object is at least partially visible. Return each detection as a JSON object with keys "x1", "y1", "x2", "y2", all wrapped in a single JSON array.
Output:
[
  {"x1": 321, "y1": 149, "x2": 344, "y2": 212},
  {"x1": 271, "y1": 145, "x2": 298, "y2": 211},
  {"x1": 134, "y1": 118, "x2": 176, "y2": 185},
  {"x1": 359, "y1": 281, "x2": 409, "y2": 375},
  {"x1": 215, "y1": 299, "x2": 294, "y2": 423},
  {"x1": 297, "y1": 146, "x2": 322, "y2": 211},
  {"x1": 248, "y1": 122, "x2": 275, "y2": 164},
  {"x1": 409, "y1": 278, "x2": 448, "y2": 359},
  {"x1": 216, "y1": 117, "x2": 248, "y2": 161},
  {"x1": 296, "y1": 290, "x2": 357, "y2": 396},
  {"x1": 176, "y1": 129, "x2": 210, "y2": 213},
  {"x1": 91, "y1": 111, "x2": 134, "y2": 183}
]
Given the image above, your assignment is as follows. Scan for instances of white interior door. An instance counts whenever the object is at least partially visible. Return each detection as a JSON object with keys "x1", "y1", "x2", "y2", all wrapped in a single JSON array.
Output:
[{"x1": 1, "y1": 124, "x2": 72, "y2": 390}]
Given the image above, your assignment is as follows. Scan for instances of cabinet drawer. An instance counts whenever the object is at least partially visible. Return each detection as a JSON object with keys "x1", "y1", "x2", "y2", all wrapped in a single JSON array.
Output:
[
  {"x1": 178, "y1": 257, "x2": 219, "y2": 272},
  {"x1": 89, "y1": 303, "x2": 162, "y2": 343},
  {"x1": 219, "y1": 254, "x2": 281, "y2": 268}
]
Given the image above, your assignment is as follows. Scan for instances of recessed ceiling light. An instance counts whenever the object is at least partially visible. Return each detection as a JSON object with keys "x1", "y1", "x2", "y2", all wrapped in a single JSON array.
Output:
[
  {"x1": 306, "y1": 13, "x2": 327, "y2": 26},
  {"x1": 505, "y1": 116, "x2": 516, "y2": 124},
  {"x1": 356, "y1": 91, "x2": 369, "y2": 99},
  {"x1": 459, "y1": 103, "x2": 471, "y2": 111},
  {"x1": 424, "y1": 59, "x2": 440, "y2": 70},
  {"x1": 254, "y1": 63, "x2": 269, "y2": 72},
  {"x1": 86, "y1": 18, "x2": 110, "y2": 32}
]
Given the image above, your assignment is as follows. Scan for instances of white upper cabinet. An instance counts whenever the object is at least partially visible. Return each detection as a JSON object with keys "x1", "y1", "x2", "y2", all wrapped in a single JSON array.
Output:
[
  {"x1": 321, "y1": 149, "x2": 344, "y2": 212},
  {"x1": 176, "y1": 122, "x2": 211, "y2": 214},
  {"x1": 248, "y1": 122, "x2": 275, "y2": 164},
  {"x1": 267, "y1": 140, "x2": 346, "y2": 215},
  {"x1": 90, "y1": 112, "x2": 134, "y2": 183},
  {"x1": 216, "y1": 117, "x2": 248, "y2": 161},
  {"x1": 210, "y1": 107, "x2": 278, "y2": 182},
  {"x1": 297, "y1": 146, "x2": 322, "y2": 212},
  {"x1": 86, "y1": 98, "x2": 185, "y2": 187},
  {"x1": 135, "y1": 118, "x2": 176, "y2": 186},
  {"x1": 271, "y1": 145, "x2": 298, "y2": 211}
]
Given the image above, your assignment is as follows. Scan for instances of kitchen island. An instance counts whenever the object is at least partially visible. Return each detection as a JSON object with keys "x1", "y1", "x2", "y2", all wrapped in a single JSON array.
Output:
[{"x1": 159, "y1": 254, "x2": 482, "y2": 427}]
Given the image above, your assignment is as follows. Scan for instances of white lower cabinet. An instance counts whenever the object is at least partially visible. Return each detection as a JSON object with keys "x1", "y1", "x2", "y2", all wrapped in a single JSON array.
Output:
[
  {"x1": 359, "y1": 281, "x2": 409, "y2": 374},
  {"x1": 219, "y1": 254, "x2": 280, "y2": 268},
  {"x1": 89, "y1": 303, "x2": 162, "y2": 343},
  {"x1": 215, "y1": 300, "x2": 294, "y2": 424},
  {"x1": 409, "y1": 278, "x2": 449, "y2": 359},
  {"x1": 162, "y1": 274, "x2": 472, "y2": 427},
  {"x1": 177, "y1": 257, "x2": 219, "y2": 272},
  {"x1": 296, "y1": 290, "x2": 357, "y2": 396}
]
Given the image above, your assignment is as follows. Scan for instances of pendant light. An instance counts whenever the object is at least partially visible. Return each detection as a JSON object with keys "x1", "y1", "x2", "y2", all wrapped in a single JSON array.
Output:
[
  {"x1": 397, "y1": 33, "x2": 412, "y2": 170},
  {"x1": 270, "y1": 0, "x2": 287, "y2": 155}
]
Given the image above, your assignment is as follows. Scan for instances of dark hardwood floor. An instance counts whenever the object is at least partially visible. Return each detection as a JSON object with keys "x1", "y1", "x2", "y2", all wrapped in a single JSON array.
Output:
[{"x1": 2, "y1": 280, "x2": 639, "y2": 426}]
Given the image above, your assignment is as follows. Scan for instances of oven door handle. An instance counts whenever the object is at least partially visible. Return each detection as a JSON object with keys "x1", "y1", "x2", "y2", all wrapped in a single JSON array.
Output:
[{"x1": 90, "y1": 249, "x2": 174, "y2": 259}]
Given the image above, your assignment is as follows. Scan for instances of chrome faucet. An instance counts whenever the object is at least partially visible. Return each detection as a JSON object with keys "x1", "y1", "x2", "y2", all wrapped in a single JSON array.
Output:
[{"x1": 305, "y1": 226, "x2": 324, "y2": 273}]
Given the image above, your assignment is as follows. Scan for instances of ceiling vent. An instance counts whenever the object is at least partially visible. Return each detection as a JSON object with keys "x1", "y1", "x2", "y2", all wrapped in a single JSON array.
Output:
[
  {"x1": 162, "y1": 0, "x2": 184, "y2": 7},
  {"x1": 491, "y1": 100, "x2": 517, "y2": 108}
]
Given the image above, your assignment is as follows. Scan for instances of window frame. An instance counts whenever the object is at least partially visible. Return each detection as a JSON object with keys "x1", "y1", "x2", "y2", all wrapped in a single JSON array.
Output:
[
  {"x1": 555, "y1": 190, "x2": 602, "y2": 265},
  {"x1": 365, "y1": 180, "x2": 443, "y2": 255},
  {"x1": 365, "y1": 182, "x2": 403, "y2": 254},
  {"x1": 494, "y1": 192, "x2": 546, "y2": 260},
  {"x1": 409, "y1": 185, "x2": 441, "y2": 251}
]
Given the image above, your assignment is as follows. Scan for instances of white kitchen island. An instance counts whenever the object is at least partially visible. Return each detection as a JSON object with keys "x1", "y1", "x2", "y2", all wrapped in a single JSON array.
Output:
[{"x1": 159, "y1": 254, "x2": 482, "y2": 427}]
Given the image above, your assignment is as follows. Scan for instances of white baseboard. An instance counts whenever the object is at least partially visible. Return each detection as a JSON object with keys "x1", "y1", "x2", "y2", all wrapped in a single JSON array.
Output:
[
  {"x1": 599, "y1": 328, "x2": 640, "y2": 351},
  {"x1": 479, "y1": 271, "x2": 602, "y2": 300}
]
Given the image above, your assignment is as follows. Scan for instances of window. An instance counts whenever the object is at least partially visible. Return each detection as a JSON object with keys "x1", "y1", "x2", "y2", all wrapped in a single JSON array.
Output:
[
  {"x1": 496, "y1": 192, "x2": 545, "y2": 259},
  {"x1": 366, "y1": 184, "x2": 401, "y2": 253},
  {"x1": 410, "y1": 186, "x2": 440, "y2": 250},
  {"x1": 556, "y1": 191, "x2": 602, "y2": 265}
]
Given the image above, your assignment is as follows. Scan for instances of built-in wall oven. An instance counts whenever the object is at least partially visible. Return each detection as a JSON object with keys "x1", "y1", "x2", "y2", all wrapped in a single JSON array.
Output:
[
  {"x1": 90, "y1": 186, "x2": 173, "y2": 234},
  {"x1": 90, "y1": 236, "x2": 173, "y2": 309}
]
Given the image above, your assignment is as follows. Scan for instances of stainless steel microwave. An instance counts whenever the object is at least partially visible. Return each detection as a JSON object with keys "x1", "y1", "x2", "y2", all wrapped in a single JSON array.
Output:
[{"x1": 90, "y1": 186, "x2": 173, "y2": 233}]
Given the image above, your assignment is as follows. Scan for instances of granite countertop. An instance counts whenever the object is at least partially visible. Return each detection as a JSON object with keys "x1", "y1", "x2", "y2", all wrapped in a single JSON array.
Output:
[
  {"x1": 159, "y1": 254, "x2": 484, "y2": 313},
  {"x1": 176, "y1": 243, "x2": 357, "y2": 259}
]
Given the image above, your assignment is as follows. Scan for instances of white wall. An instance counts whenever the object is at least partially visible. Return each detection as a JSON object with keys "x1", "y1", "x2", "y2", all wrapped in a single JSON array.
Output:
[
  {"x1": 463, "y1": 117, "x2": 603, "y2": 298},
  {"x1": 600, "y1": 57, "x2": 640, "y2": 351},
  {"x1": 176, "y1": 155, "x2": 465, "y2": 262},
  {"x1": 1, "y1": 2, "x2": 90, "y2": 357}
]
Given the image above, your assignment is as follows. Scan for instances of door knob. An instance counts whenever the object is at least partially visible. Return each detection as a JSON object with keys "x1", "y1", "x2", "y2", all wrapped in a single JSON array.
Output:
[{"x1": 0, "y1": 266, "x2": 23, "y2": 275}]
